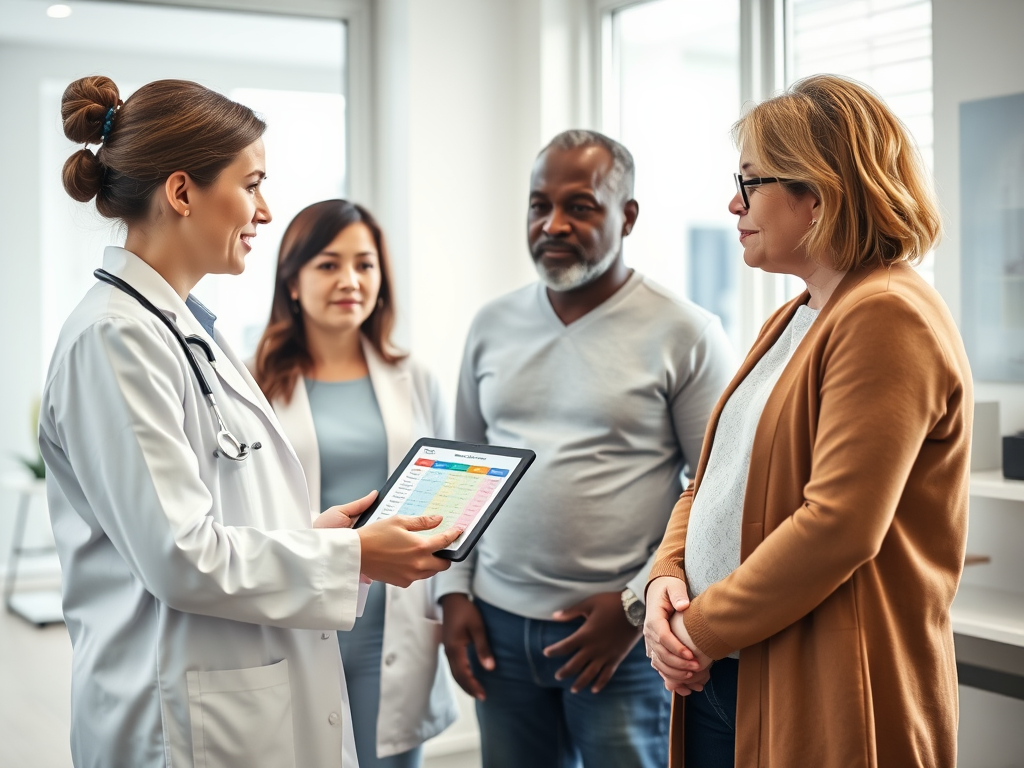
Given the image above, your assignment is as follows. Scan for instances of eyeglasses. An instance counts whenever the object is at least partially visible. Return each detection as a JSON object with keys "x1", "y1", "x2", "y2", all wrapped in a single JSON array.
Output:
[{"x1": 733, "y1": 173, "x2": 789, "y2": 209}]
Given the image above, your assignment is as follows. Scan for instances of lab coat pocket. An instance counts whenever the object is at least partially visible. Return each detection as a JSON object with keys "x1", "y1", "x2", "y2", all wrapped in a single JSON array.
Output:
[{"x1": 186, "y1": 658, "x2": 296, "y2": 768}]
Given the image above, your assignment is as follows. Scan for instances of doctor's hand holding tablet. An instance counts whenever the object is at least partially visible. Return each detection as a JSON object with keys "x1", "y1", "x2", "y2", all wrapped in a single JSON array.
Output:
[
  {"x1": 314, "y1": 490, "x2": 461, "y2": 587},
  {"x1": 351, "y1": 439, "x2": 536, "y2": 559},
  {"x1": 39, "y1": 75, "x2": 466, "y2": 767},
  {"x1": 318, "y1": 438, "x2": 534, "y2": 585}
]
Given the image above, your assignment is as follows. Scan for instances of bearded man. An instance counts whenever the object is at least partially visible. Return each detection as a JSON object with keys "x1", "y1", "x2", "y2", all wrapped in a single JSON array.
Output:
[{"x1": 435, "y1": 130, "x2": 735, "y2": 768}]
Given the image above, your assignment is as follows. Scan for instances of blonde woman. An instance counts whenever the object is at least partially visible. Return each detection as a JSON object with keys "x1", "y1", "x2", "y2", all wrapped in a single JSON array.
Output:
[{"x1": 644, "y1": 75, "x2": 972, "y2": 768}]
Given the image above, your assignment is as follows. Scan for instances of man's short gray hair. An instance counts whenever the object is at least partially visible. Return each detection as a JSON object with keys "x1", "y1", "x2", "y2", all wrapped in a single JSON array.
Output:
[{"x1": 541, "y1": 129, "x2": 635, "y2": 201}]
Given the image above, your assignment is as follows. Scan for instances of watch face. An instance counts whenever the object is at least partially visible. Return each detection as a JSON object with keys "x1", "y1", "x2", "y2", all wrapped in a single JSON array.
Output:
[{"x1": 626, "y1": 600, "x2": 646, "y2": 627}]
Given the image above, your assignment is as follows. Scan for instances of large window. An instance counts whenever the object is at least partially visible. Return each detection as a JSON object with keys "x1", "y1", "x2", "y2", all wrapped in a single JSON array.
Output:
[
  {"x1": 786, "y1": 0, "x2": 934, "y2": 283},
  {"x1": 599, "y1": 0, "x2": 935, "y2": 343},
  {"x1": 606, "y1": 0, "x2": 743, "y2": 347},
  {"x1": 786, "y1": 0, "x2": 933, "y2": 170}
]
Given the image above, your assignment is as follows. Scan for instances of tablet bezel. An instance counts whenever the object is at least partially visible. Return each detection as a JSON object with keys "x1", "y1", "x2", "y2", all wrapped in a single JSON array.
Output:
[{"x1": 352, "y1": 437, "x2": 536, "y2": 561}]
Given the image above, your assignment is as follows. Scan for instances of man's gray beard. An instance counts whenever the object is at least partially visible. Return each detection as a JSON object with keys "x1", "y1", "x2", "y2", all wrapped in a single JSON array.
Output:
[{"x1": 533, "y1": 249, "x2": 618, "y2": 292}]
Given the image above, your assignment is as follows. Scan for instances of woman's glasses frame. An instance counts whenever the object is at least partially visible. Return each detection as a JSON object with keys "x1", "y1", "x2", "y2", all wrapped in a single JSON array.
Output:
[{"x1": 733, "y1": 173, "x2": 790, "y2": 209}]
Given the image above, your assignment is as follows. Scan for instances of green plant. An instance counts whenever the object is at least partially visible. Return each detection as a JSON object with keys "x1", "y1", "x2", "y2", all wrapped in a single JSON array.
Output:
[
  {"x1": 18, "y1": 397, "x2": 45, "y2": 479},
  {"x1": 19, "y1": 453, "x2": 46, "y2": 480}
]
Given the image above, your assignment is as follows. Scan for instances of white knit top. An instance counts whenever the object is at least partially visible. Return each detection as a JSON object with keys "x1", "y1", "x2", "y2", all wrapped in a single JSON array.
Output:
[{"x1": 685, "y1": 304, "x2": 819, "y2": 656}]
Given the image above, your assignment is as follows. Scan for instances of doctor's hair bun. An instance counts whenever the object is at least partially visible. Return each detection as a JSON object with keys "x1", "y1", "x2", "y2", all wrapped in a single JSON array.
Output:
[
  {"x1": 62, "y1": 148, "x2": 105, "y2": 203},
  {"x1": 58, "y1": 76, "x2": 266, "y2": 223},
  {"x1": 61, "y1": 76, "x2": 120, "y2": 204},
  {"x1": 61, "y1": 75, "x2": 120, "y2": 145}
]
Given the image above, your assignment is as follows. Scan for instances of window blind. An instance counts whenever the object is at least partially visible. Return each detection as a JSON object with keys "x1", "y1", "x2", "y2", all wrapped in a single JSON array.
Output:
[{"x1": 786, "y1": 0, "x2": 933, "y2": 171}]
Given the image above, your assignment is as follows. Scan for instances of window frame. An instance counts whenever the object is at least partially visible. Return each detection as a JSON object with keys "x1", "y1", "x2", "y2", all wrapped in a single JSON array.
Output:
[{"x1": 588, "y1": 0, "x2": 790, "y2": 352}]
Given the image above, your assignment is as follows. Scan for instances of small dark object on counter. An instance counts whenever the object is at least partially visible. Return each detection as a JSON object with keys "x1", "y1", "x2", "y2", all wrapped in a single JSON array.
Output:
[{"x1": 1003, "y1": 432, "x2": 1024, "y2": 481}]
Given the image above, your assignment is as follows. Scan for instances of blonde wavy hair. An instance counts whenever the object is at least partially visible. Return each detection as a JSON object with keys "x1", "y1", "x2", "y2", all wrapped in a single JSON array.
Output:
[{"x1": 733, "y1": 74, "x2": 941, "y2": 271}]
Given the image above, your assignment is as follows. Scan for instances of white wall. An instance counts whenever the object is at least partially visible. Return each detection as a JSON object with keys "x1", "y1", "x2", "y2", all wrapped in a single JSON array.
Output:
[
  {"x1": 932, "y1": 0, "x2": 1024, "y2": 431},
  {"x1": 932, "y1": 1, "x2": 1024, "y2": 762},
  {"x1": 373, "y1": 0, "x2": 557, "y2": 400}
]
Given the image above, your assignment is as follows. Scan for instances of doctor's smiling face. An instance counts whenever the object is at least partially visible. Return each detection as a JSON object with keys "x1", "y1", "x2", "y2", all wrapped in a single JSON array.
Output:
[
  {"x1": 291, "y1": 222, "x2": 382, "y2": 337},
  {"x1": 181, "y1": 139, "x2": 272, "y2": 277}
]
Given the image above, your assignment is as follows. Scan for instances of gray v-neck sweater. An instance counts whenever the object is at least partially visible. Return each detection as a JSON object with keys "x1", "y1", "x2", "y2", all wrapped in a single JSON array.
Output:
[{"x1": 434, "y1": 272, "x2": 736, "y2": 618}]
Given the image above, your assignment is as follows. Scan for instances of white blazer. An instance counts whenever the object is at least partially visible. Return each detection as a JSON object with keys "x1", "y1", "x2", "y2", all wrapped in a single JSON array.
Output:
[
  {"x1": 39, "y1": 247, "x2": 363, "y2": 768},
  {"x1": 271, "y1": 337, "x2": 459, "y2": 758}
]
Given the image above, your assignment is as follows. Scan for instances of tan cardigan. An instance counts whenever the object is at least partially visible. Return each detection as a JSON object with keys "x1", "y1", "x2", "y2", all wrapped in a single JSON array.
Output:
[{"x1": 648, "y1": 264, "x2": 972, "y2": 768}]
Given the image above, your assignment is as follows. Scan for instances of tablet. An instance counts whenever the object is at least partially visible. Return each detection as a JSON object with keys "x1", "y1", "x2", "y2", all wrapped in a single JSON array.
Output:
[{"x1": 353, "y1": 438, "x2": 536, "y2": 561}]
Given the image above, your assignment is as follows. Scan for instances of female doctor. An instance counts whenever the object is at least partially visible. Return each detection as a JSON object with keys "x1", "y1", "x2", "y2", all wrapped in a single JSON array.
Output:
[
  {"x1": 39, "y1": 75, "x2": 461, "y2": 768},
  {"x1": 253, "y1": 199, "x2": 458, "y2": 768}
]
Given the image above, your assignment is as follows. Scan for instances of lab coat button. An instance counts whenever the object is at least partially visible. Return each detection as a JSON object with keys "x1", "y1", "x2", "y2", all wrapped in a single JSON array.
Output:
[
  {"x1": 384, "y1": 653, "x2": 397, "y2": 666},
  {"x1": 328, "y1": 712, "x2": 340, "y2": 726},
  {"x1": 321, "y1": 632, "x2": 331, "y2": 640}
]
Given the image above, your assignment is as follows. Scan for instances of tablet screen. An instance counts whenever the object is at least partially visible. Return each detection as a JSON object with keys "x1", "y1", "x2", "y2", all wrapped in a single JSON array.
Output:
[{"x1": 362, "y1": 442, "x2": 528, "y2": 552}]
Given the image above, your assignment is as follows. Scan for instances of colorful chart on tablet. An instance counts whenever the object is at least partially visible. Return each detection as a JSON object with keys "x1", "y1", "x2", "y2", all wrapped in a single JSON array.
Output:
[{"x1": 371, "y1": 444, "x2": 522, "y2": 550}]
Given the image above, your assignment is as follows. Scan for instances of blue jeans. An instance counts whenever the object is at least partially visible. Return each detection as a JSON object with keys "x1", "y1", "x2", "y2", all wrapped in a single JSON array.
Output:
[
  {"x1": 684, "y1": 657, "x2": 738, "y2": 768},
  {"x1": 470, "y1": 599, "x2": 671, "y2": 768}
]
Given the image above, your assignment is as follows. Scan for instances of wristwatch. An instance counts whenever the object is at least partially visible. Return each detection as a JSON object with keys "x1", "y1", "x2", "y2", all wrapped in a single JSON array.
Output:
[{"x1": 621, "y1": 587, "x2": 646, "y2": 627}]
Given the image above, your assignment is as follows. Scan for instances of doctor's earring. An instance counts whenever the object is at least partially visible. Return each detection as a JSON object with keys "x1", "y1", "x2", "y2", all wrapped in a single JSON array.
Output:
[{"x1": 182, "y1": 210, "x2": 190, "y2": 217}]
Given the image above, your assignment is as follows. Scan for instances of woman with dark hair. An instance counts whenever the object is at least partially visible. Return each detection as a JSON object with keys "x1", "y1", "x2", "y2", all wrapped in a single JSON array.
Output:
[
  {"x1": 643, "y1": 75, "x2": 972, "y2": 768},
  {"x1": 254, "y1": 200, "x2": 457, "y2": 768},
  {"x1": 40, "y1": 76, "x2": 461, "y2": 768}
]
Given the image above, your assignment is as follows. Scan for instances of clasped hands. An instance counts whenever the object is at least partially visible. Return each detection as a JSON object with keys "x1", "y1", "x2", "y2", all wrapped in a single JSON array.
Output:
[{"x1": 643, "y1": 576, "x2": 714, "y2": 696}]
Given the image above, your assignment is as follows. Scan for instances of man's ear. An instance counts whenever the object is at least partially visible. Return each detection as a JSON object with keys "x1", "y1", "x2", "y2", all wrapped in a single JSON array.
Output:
[
  {"x1": 163, "y1": 171, "x2": 192, "y2": 218},
  {"x1": 622, "y1": 199, "x2": 640, "y2": 237}
]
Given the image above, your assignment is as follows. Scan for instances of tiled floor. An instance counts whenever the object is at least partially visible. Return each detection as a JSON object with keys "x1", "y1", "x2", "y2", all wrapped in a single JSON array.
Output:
[
  {"x1": 0, "y1": 592, "x2": 480, "y2": 768},
  {"x1": 0, "y1": 600, "x2": 72, "y2": 768}
]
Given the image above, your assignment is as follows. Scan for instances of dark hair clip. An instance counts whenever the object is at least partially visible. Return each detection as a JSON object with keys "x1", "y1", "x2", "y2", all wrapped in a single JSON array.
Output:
[{"x1": 100, "y1": 106, "x2": 116, "y2": 142}]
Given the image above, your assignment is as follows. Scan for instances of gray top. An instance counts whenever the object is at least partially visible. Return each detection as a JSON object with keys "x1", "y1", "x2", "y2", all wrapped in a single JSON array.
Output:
[
  {"x1": 305, "y1": 376, "x2": 389, "y2": 509},
  {"x1": 685, "y1": 303, "x2": 819, "y2": 657},
  {"x1": 434, "y1": 271, "x2": 736, "y2": 619}
]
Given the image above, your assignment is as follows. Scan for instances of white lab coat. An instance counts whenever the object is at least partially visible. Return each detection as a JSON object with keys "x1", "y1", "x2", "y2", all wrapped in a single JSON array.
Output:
[
  {"x1": 38, "y1": 247, "x2": 363, "y2": 768},
  {"x1": 270, "y1": 337, "x2": 459, "y2": 758}
]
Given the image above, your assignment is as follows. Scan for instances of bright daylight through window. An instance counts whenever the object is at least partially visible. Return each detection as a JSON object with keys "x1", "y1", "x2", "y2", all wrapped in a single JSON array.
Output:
[
  {"x1": 787, "y1": 0, "x2": 935, "y2": 283},
  {"x1": 608, "y1": 0, "x2": 742, "y2": 347},
  {"x1": 605, "y1": 0, "x2": 935, "y2": 341}
]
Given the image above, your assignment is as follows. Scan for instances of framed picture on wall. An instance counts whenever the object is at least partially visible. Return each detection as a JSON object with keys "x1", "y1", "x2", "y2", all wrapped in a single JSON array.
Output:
[{"x1": 960, "y1": 91, "x2": 1024, "y2": 382}]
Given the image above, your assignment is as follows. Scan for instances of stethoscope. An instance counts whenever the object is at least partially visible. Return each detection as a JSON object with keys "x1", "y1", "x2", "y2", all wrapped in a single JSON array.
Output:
[{"x1": 94, "y1": 269, "x2": 251, "y2": 462}]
